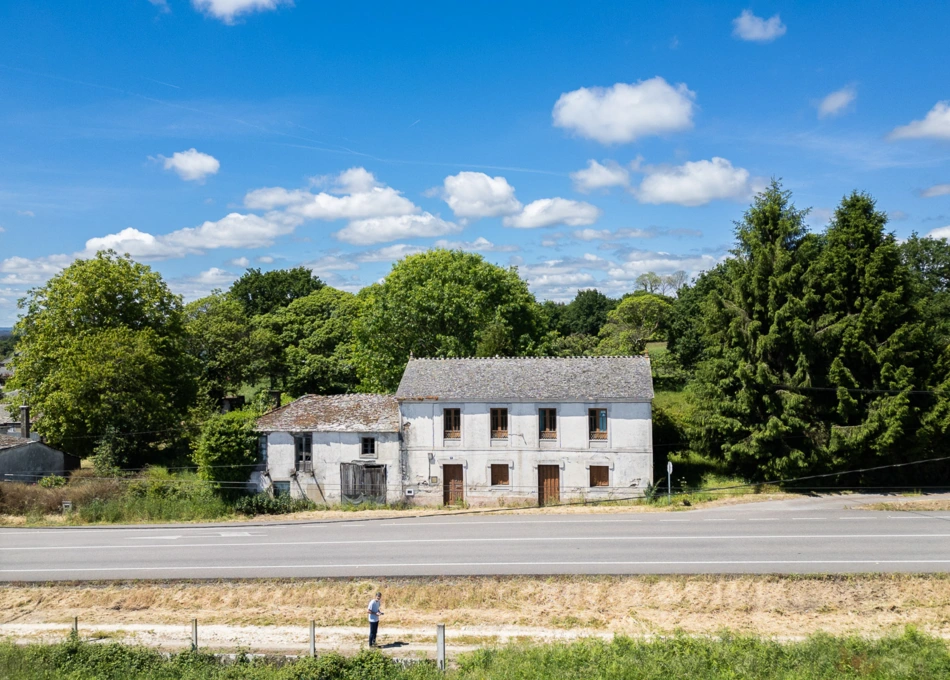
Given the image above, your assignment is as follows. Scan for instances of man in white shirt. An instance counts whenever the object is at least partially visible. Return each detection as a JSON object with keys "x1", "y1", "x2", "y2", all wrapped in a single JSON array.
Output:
[{"x1": 367, "y1": 591, "x2": 383, "y2": 647}]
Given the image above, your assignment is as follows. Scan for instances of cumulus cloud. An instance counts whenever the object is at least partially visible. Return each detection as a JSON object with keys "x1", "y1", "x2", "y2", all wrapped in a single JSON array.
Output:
[
  {"x1": 440, "y1": 172, "x2": 521, "y2": 220},
  {"x1": 191, "y1": 0, "x2": 292, "y2": 23},
  {"x1": 634, "y1": 157, "x2": 754, "y2": 206},
  {"x1": 890, "y1": 102, "x2": 950, "y2": 141},
  {"x1": 85, "y1": 227, "x2": 187, "y2": 260},
  {"x1": 0, "y1": 254, "x2": 73, "y2": 285},
  {"x1": 336, "y1": 213, "x2": 460, "y2": 245},
  {"x1": 229, "y1": 257, "x2": 250, "y2": 267},
  {"x1": 356, "y1": 244, "x2": 428, "y2": 262},
  {"x1": 163, "y1": 212, "x2": 299, "y2": 251},
  {"x1": 573, "y1": 228, "x2": 655, "y2": 241},
  {"x1": 922, "y1": 184, "x2": 950, "y2": 198},
  {"x1": 928, "y1": 225, "x2": 950, "y2": 240},
  {"x1": 503, "y1": 198, "x2": 601, "y2": 229},
  {"x1": 732, "y1": 10, "x2": 786, "y2": 42},
  {"x1": 432, "y1": 237, "x2": 519, "y2": 253},
  {"x1": 818, "y1": 85, "x2": 857, "y2": 119},
  {"x1": 570, "y1": 160, "x2": 630, "y2": 193},
  {"x1": 552, "y1": 77, "x2": 696, "y2": 144},
  {"x1": 304, "y1": 254, "x2": 359, "y2": 272},
  {"x1": 158, "y1": 148, "x2": 220, "y2": 182}
]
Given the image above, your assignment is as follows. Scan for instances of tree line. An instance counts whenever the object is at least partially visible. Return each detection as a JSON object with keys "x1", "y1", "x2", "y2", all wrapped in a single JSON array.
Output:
[{"x1": 6, "y1": 179, "x2": 950, "y2": 485}]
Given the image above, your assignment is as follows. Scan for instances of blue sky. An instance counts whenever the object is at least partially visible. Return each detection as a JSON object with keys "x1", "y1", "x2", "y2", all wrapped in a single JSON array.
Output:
[{"x1": 1, "y1": 1, "x2": 949, "y2": 324}]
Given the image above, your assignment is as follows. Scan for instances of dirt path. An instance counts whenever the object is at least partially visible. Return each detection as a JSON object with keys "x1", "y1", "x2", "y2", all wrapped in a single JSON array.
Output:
[{"x1": 3, "y1": 574, "x2": 950, "y2": 654}]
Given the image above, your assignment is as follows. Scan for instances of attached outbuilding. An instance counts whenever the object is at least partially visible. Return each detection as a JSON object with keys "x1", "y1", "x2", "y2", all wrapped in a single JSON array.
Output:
[{"x1": 255, "y1": 394, "x2": 402, "y2": 504}]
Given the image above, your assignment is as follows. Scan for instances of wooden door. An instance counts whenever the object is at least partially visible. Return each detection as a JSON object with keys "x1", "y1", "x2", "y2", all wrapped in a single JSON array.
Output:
[
  {"x1": 538, "y1": 465, "x2": 560, "y2": 506},
  {"x1": 443, "y1": 464, "x2": 464, "y2": 506}
]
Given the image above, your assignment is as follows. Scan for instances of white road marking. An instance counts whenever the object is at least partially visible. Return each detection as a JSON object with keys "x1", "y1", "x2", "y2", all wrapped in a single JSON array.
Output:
[
  {"x1": 4, "y1": 558, "x2": 950, "y2": 575},
  {"x1": 127, "y1": 535, "x2": 182, "y2": 540},
  {"x1": 3, "y1": 533, "x2": 948, "y2": 552}
]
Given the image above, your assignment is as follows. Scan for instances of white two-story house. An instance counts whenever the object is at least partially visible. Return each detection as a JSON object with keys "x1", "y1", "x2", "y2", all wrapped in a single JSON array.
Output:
[{"x1": 255, "y1": 356, "x2": 654, "y2": 506}]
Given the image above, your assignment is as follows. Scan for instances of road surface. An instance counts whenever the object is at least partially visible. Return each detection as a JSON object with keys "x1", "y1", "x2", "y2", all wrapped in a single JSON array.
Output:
[{"x1": 2, "y1": 495, "x2": 949, "y2": 580}]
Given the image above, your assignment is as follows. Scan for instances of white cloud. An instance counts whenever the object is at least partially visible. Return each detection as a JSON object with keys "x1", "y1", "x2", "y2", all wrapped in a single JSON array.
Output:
[
  {"x1": 164, "y1": 212, "x2": 298, "y2": 251},
  {"x1": 336, "y1": 213, "x2": 460, "y2": 245},
  {"x1": 890, "y1": 102, "x2": 950, "y2": 141},
  {"x1": 229, "y1": 257, "x2": 250, "y2": 267},
  {"x1": 732, "y1": 10, "x2": 786, "y2": 42},
  {"x1": 191, "y1": 0, "x2": 291, "y2": 23},
  {"x1": 0, "y1": 226, "x2": 4, "y2": 233},
  {"x1": 922, "y1": 184, "x2": 950, "y2": 198},
  {"x1": 0, "y1": 254, "x2": 73, "y2": 285},
  {"x1": 330, "y1": 167, "x2": 380, "y2": 194},
  {"x1": 432, "y1": 237, "x2": 519, "y2": 253},
  {"x1": 634, "y1": 157, "x2": 754, "y2": 206},
  {"x1": 503, "y1": 198, "x2": 601, "y2": 229},
  {"x1": 197, "y1": 267, "x2": 235, "y2": 285},
  {"x1": 356, "y1": 244, "x2": 428, "y2": 262},
  {"x1": 552, "y1": 77, "x2": 696, "y2": 144},
  {"x1": 16, "y1": 210, "x2": 35, "y2": 217},
  {"x1": 159, "y1": 148, "x2": 220, "y2": 182},
  {"x1": 304, "y1": 254, "x2": 359, "y2": 272},
  {"x1": 440, "y1": 172, "x2": 521, "y2": 220},
  {"x1": 927, "y1": 225, "x2": 950, "y2": 240},
  {"x1": 256, "y1": 255, "x2": 274, "y2": 264},
  {"x1": 85, "y1": 227, "x2": 186, "y2": 260},
  {"x1": 570, "y1": 160, "x2": 630, "y2": 193},
  {"x1": 148, "y1": 0, "x2": 170, "y2": 12},
  {"x1": 818, "y1": 85, "x2": 857, "y2": 119}
]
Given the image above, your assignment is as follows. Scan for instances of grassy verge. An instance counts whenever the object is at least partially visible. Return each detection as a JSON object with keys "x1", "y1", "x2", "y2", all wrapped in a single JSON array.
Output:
[{"x1": 3, "y1": 630, "x2": 949, "y2": 679}]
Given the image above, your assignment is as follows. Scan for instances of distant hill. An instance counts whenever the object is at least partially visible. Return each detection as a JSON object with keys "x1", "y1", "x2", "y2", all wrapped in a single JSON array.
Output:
[{"x1": 0, "y1": 328, "x2": 12, "y2": 338}]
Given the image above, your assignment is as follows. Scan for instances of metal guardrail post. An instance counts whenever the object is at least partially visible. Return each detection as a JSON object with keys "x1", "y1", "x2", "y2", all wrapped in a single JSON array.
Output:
[
  {"x1": 436, "y1": 623, "x2": 446, "y2": 670},
  {"x1": 191, "y1": 619, "x2": 198, "y2": 651},
  {"x1": 310, "y1": 620, "x2": 316, "y2": 658}
]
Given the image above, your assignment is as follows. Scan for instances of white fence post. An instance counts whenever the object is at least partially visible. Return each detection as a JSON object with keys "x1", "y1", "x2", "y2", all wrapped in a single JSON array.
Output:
[
  {"x1": 309, "y1": 620, "x2": 316, "y2": 658},
  {"x1": 191, "y1": 619, "x2": 198, "y2": 651}
]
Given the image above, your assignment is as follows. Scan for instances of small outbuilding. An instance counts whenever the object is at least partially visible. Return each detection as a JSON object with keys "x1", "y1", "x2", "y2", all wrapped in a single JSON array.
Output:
[{"x1": 0, "y1": 434, "x2": 79, "y2": 483}]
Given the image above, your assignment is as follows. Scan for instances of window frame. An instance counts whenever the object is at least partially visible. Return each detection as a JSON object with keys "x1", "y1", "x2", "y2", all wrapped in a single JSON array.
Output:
[
  {"x1": 539, "y1": 408, "x2": 557, "y2": 440},
  {"x1": 294, "y1": 433, "x2": 313, "y2": 472},
  {"x1": 443, "y1": 408, "x2": 461, "y2": 439},
  {"x1": 490, "y1": 463, "x2": 510, "y2": 487},
  {"x1": 360, "y1": 436, "x2": 377, "y2": 459},
  {"x1": 272, "y1": 481, "x2": 291, "y2": 497},
  {"x1": 490, "y1": 407, "x2": 509, "y2": 440},
  {"x1": 258, "y1": 435, "x2": 268, "y2": 465},
  {"x1": 588, "y1": 408, "x2": 608, "y2": 440}
]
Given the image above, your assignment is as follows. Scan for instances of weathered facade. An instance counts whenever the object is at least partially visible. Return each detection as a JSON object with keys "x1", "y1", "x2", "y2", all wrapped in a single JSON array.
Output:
[
  {"x1": 255, "y1": 394, "x2": 402, "y2": 504},
  {"x1": 255, "y1": 356, "x2": 654, "y2": 506}
]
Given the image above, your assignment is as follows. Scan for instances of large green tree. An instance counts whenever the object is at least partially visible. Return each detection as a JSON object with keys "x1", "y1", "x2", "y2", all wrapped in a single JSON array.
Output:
[
  {"x1": 690, "y1": 182, "x2": 820, "y2": 478},
  {"x1": 665, "y1": 264, "x2": 729, "y2": 371},
  {"x1": 561, "y1": 289, "x2": 618, "y2": 337},
  {"x1": 9, "y1": 252, "x2": 196, "y2": 462},
  {"x1": 804, "y1": 192, "x2": 934, "y2": 473},
  {"x1": 352, "y1": 249, "x2": 546, "y2": 391},
  {"x1": 255, "y1": 287, "x2": 359, "y2": 396},
  {"x1": 229, "y1": 266, "x2": 324, "y2": 317},
  {"x1": 596, "y1": 293, "x2": 671, "y2": 355},
  {"x1": 184, "y1": 292, "x2": 271, "y2": 402}
]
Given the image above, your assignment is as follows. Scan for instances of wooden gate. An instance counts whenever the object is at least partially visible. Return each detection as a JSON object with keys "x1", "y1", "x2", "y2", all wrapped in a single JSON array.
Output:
[
  {"x1": 443, "y1": 464, "x2": 464, "y2": 506},
  {"x1": 538, "y1": 465, "x2": 560, "y2": 506},
  {"x1": 340, "y1": 463, "x2": 387, "y2": 505}
]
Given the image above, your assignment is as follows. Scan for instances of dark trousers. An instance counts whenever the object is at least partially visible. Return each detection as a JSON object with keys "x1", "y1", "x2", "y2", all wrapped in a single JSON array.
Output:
[{"x1": 369, "y1": 620, "x2": 379, "y2": 647}]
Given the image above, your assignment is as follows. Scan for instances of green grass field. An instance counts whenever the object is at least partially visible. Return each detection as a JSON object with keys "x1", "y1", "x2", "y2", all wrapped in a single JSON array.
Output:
[{"x1": 2, "y1": 631, "x2": 948, "y2": 679}]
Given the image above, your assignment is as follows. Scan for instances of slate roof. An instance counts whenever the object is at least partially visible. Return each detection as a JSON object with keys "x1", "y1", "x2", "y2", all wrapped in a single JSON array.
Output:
[
  {"x1": 396, "y1": 356, "x2": 654, "y2": 402},
  {"x1": 0, "y1": 434, "x2": 29, "y2": 451},
  {"x1": 256, "y1": 394, "x2": 400, "y2": 433}
]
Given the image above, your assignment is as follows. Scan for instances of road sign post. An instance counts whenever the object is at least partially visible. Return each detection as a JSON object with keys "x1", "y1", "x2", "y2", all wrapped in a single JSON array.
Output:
[
  {"x1": 667, "y1": 461, "x2": 673, "y2": 505},
  {"x1": 436, "y1": 624, "x2": 446, "y2": 671}
]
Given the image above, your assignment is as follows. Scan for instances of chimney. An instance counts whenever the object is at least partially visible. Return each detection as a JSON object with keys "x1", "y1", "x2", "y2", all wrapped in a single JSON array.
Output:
[
  {"x1": 20, "y1": 405, "x2": 30, "y2": 439},
  {"x1": 269, "y1": 390, "x2": 282, "y2": 410}
]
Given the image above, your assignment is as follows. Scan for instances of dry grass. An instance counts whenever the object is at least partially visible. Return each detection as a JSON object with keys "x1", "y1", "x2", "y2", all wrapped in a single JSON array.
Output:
[
  {"x1": 4, "y1": 574, "x2": 950, "y2": 639},
  {"x1": 863, "y1": 499, "x2": 950, "y2": 512}
]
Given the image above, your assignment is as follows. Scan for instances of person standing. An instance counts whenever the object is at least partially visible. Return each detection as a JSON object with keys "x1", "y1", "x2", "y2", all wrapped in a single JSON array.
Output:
[{"x1": 367, "y1": 591, "x2": 383, "y2": 647}]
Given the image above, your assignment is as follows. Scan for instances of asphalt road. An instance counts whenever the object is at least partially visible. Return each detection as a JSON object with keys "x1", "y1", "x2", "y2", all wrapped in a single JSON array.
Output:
[{"x1": 2, "y1": 495, "x2": 950, "y2": 580}]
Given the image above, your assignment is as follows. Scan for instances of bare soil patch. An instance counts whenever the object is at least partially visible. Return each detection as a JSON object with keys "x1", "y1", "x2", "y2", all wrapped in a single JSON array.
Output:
[
  {"x1": 863, "y1": 500, "x2": 950, "y2": 512},
  {"x1": 2, "y1": 574, "x2": 949, "y2": 653}
]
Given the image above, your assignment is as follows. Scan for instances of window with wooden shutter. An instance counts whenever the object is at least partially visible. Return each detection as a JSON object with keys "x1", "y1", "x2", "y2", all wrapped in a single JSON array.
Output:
[
  {"x1": 588, "y1": 408, "x2": 608, "y2": 440},
  {"x1": 589, "y1": 465, "x2": 609, "y2": 487},
  {"x1": 490, "y1": 408, "x2": 508, "y2": 439},
  {"x1": 444, "y1": 408, "x2": 461, "y2": 439},
  {"x1": 539, "y1": 408, "x2": 557, "y2": 439},
  {"x1": 490, "y1": 464, "x2": 510, "y2": 486}
]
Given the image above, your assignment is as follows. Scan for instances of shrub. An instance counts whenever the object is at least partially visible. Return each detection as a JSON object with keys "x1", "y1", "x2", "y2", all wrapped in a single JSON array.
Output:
[
  {"x1": 38, "y1": 475, "x2": 67, "y2": 489},
  {"x1": 234, "y1": 492, "x2": 317, "y2": 516},
  {"x1": 192, "y1": 410, "x2": 259, "y2": 484}
]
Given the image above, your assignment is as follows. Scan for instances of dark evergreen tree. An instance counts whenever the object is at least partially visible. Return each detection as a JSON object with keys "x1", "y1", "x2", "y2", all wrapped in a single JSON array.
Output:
[
  {"x1": 229, "y1": 267, "x2": 324, "y2": 318},
  {"x1": 561, "y1": 289, "x2": 618, "y2": 336}
]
